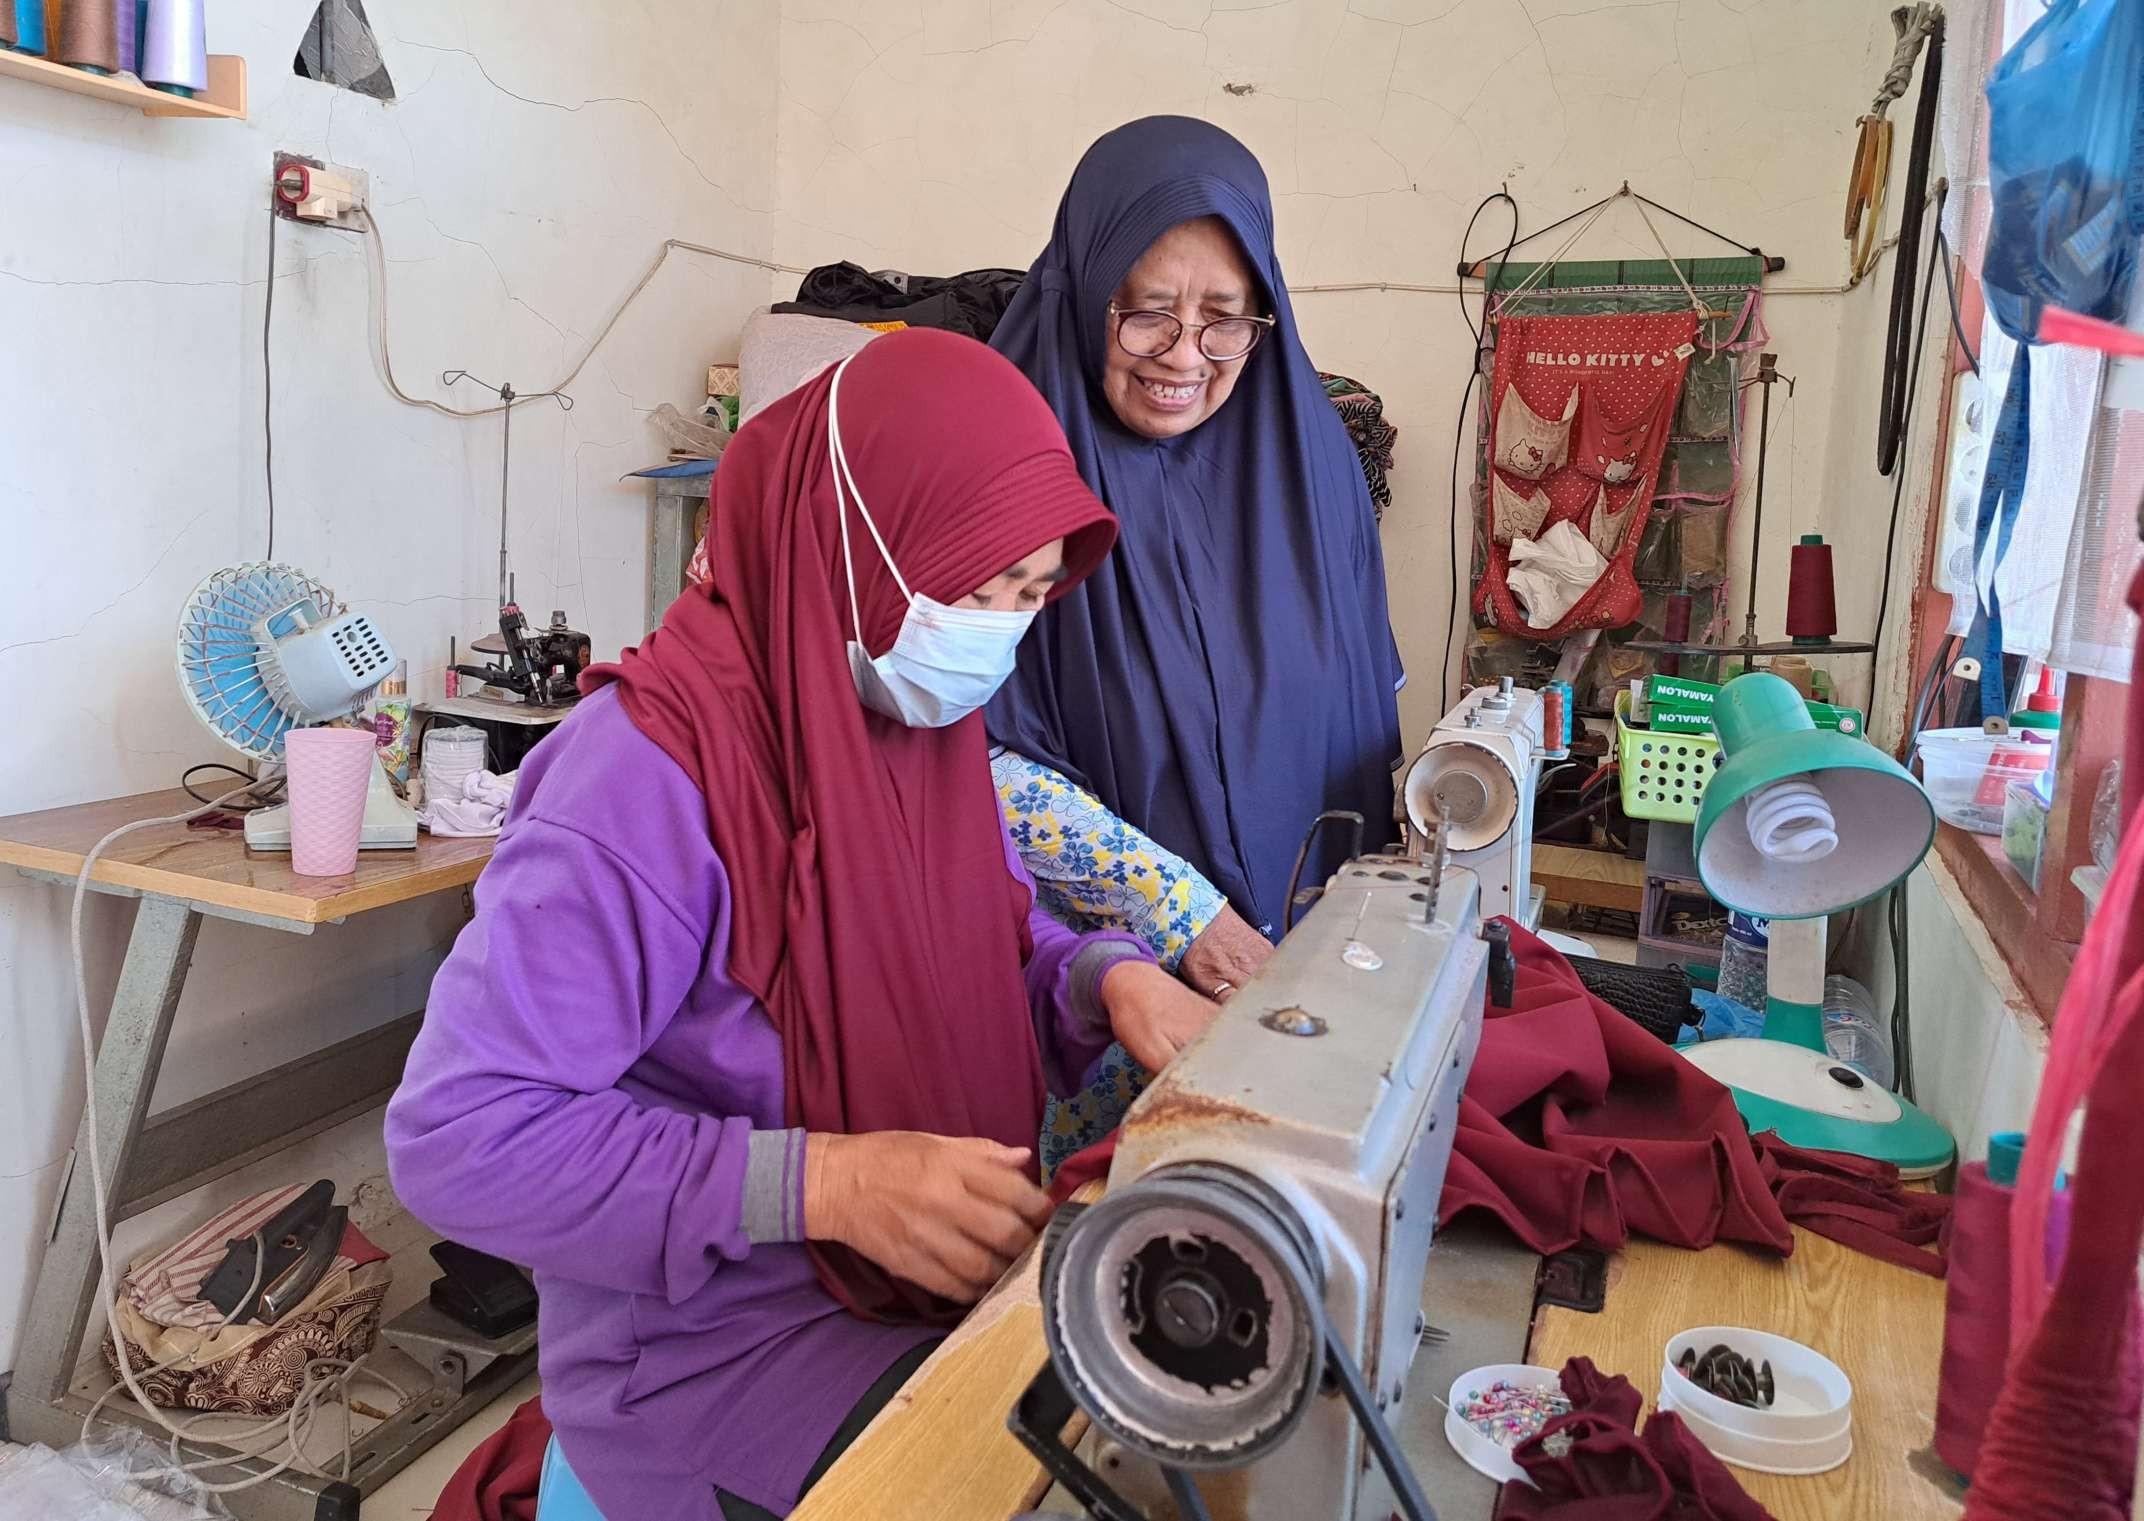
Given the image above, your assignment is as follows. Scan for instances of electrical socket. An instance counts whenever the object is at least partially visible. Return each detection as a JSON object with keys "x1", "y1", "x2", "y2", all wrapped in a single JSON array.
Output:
[{"x1": 273, "y1": 151, "x2": 369, "y2": 230}]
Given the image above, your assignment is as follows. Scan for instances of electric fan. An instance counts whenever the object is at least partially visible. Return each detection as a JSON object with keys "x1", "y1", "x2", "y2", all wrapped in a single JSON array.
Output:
[{"x1": 176, "y1": 562, "x2": 419, "y2": 852}]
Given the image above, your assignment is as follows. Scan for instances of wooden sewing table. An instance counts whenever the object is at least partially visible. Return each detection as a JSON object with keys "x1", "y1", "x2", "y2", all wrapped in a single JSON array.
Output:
[
  {"x1": 0, "y1": 789, "x2": 503, "y2": 1520},
  {"x1": 793, "y1": 1203, "x2": 1961, "y2": 1521}
]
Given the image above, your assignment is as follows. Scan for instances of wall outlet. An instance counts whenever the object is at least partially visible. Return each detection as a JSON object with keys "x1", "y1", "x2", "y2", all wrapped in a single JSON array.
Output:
[{"x1": 273, "y1": 152, "x2": 369, "y2": 230}]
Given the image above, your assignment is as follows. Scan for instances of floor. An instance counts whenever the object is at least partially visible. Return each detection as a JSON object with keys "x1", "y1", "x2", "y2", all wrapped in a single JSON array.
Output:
[{"x1": 366, "y1": 1371, "x2": 541, "y2": 1517}]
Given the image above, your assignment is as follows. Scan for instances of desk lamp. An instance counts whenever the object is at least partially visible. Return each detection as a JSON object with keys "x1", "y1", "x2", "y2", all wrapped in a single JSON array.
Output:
[{"x1": 1683, "y1": 672, "x2": 1953, "y2": 1175}]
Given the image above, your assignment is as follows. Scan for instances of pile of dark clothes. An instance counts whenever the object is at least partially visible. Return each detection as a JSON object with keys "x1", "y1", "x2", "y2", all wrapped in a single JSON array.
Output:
[
  {"x1": 777, "y1": 265, "x2": 1402, "y2": 512},
  {"x1": 774, "y1": 262, "x2": 1026, "y2": 343}
]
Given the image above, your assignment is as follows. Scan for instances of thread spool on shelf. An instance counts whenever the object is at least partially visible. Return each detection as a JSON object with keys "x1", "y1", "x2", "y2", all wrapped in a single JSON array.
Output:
[
  {"x1": 1785, "y1": 533, "x2": 1838, "y2": 644},
  {"x1": 56, "y1": 0, "x2": 120, "y2": 72},
  {"x1": 10, "y1": 0, "x2": 46, "y2": 54},
  {"x1": 139, "y1": 0, "x2": 203, "y2": 94}
]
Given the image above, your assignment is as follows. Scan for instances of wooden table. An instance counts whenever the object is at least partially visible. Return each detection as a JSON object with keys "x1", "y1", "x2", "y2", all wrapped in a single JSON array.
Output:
[
  {"x1": 1533, "y1": 1225, "x2": 1962, "y2": 1521},
  {"x1": 0, "y1": 790, "x2": 504, "y2": 1521},
  {"x1": 795, "y1": 1216, "x2": 1956, "y2": 1521}
]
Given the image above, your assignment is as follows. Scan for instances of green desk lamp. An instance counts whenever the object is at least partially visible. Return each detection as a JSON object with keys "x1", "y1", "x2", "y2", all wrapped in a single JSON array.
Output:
[{"x1": 1682, "y1": 672, "x2": 1954, "y2": 1176}]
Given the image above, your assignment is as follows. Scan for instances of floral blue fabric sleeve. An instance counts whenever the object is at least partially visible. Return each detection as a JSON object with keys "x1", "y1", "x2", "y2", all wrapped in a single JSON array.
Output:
[{"x1": 993, "y1": 749, "x2": 1225, "y2": 972}]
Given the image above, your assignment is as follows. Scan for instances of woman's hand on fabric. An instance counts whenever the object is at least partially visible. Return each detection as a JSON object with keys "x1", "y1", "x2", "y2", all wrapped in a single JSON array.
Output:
[
  {"x1": 1102, "y1": 960, "x2": 1221, "y2": 1073},
  {"x1": 1178, "y1": 906, "x2": 1273, "y2": 1002},
  {"x1": 803, "y1": 1131, "x2": 1051, "y2": 1303}
]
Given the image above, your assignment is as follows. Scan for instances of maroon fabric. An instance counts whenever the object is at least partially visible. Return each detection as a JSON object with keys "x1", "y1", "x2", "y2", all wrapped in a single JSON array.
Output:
[
  {"x1": 1963, "y1": 564, "x2": 2144, "y2": 1520},
  {"x1": 432, "y1": 1397, "x2": 549, "y2": 1521},
  {"x1": 1753, "y1": 1134, "x2": 1949, "y2": 1277},
  {"x1": 582, "y1": 329, "x2": 1117, "y2": 1324},
  {"x1": 1055, "y1": 925, "x2": 1948, "y2": 1280},
  {"x1": 1500, "y1": 1359, "x2": 1776, "y2": 1521},
  {"x1": 1440, "y1": 923, "x2": 1792, "y2": 1257}
]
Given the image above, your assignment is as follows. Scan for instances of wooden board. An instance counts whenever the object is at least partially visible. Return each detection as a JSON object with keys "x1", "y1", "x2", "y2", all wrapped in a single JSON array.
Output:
[
  {"x1": 1533, "y1": 843, "x2": 1646, "y2": 913},
  {"x1": 0, "y1": 51, "x2": 246, "y2": 118},
  {"x1": 1529, "y1": 1226, "x2": 1962, "y2": 1521},
  {"x1": 0, "y1": 789, "x2": 492, "y2": 924},
  {"x1": 790, "y1": 1184, "x2": 1103, "y2": 1521}
]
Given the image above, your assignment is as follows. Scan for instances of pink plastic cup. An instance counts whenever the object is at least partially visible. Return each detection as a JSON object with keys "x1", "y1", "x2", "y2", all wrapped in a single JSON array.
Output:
[{"x1": 284, "y1": 727, "x2": 378, "y2": 876}]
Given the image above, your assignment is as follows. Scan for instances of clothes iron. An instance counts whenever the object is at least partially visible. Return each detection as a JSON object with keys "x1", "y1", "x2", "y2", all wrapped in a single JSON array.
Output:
[{"x1": 199, "y1": 1179, "x2": 346, "y2": 1326}]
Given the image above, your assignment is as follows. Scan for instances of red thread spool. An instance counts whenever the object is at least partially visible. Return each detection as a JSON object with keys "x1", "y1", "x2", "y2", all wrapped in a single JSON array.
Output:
[
  {"x1": 1936, "y1": 1154, "x2": 2020, "y2": 1479},
  {"x1": 1541, "y1": 685, "x2": 1565, "y2": 754},
  {"x1": 1786, "y1": 533, "x2": 1838, "y2": 642},
  {"x1": 1661, "y1": 588, "x2": 1692, "y2": 676}
]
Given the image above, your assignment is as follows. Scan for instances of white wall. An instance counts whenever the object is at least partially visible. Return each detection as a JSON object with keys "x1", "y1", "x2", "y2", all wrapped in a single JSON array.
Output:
[
  {"x1": 769, "y1": 0, "x2": 1920, "y2": 741},
  {"x1": 0, "y1": 1, "x2": 780, "y2": 1370}
]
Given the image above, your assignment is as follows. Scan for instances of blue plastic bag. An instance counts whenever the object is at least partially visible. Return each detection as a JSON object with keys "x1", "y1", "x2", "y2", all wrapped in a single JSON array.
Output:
[{"x1": 1981, "y1": 0, "x2": 2144, "y2": 341}]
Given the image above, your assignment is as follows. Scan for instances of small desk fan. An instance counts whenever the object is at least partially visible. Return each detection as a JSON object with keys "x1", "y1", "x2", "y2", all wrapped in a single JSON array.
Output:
[{"x1": 176, "y1": 562, "x2": 418, "y2": 852}]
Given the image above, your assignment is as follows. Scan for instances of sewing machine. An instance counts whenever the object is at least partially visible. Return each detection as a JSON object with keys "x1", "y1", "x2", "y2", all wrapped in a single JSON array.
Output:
[
  {"x1": 1014, "y1": 844, "x2": 1495, "y2": 1521},
  {"x1": 1400, "y1": 678, "x2": 1550, "y2": 930}
]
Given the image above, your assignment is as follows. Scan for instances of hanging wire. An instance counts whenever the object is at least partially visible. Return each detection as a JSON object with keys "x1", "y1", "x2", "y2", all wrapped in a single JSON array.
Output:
[{"x1": 1444, "y1": 188, "x2": 1520, "y2": 707}]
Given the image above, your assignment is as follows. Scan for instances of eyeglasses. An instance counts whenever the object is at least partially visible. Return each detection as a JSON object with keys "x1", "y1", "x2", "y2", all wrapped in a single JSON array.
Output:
[{"x1": 1109, "y1": 304, "x2": 1276, "y2": 363}]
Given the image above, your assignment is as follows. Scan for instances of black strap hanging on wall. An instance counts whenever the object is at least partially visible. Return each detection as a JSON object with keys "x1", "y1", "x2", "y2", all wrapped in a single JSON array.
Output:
[{"x1": 1876, "y1": 7, "x2": 1946, "y2": 477}]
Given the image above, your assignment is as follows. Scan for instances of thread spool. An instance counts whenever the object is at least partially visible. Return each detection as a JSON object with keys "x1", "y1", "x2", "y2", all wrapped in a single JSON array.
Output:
[
  {"x1": 115, "y1": 0, "x2": 139, "y2": 72},
  {"x1": 55, "y1": 0, "x2": 117, "y2": 72},
  {"x1": 139, "y1": 0, "x2": 204, "y2": 94},
  {"x1": 1769, "y1": 654, "x2": 1815, "y2": 699},
  {"x1": 12, "y1": 0, "x2": 46, "y2": 54},
  {"x1": 1935, "y1": 1133, "x2": 2042, "y2": 1480},
  {"x1": 1786, "y1": 533, "x2": 1838, "y2": 644},
  {"x1": 1661, "y1": 588, "x2": 1693, "y2": 676},
  {"x1": 0, "y1": 3, "x2": 15, "y2": 50},
  {"x1": 1541, "y1": 685, "x2": 1565, "y2": 756}
]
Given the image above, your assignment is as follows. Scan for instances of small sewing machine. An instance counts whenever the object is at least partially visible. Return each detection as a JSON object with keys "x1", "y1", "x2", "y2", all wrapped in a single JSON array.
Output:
[
  {"x1": 1014, "y1": 839, "x2": 1497, "y2": 1521},
  {"x1": 1400, "y1": 678, "x2": 1551, "y2": 929},
  {"x1": 453, "y1": 597, "x2": 592, "y2": 709}
]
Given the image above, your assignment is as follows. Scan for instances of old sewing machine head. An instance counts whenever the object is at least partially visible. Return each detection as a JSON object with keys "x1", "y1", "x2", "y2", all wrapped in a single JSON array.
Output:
[{"x1": 1013, "y1": 832, "x2": 1498, "y2": 1521}]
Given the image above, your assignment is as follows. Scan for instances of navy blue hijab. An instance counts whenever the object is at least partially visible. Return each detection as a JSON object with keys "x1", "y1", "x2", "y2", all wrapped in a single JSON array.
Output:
[{"x1": 986, "y1": 116, "x2": 1403, "y2": 930}]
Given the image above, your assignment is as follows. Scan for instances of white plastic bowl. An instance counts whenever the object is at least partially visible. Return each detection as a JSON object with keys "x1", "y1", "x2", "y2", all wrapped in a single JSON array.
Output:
[
  {"x1": 1660, "y1": 1379, "x2": 1853, "y2": 1475},
  {"x1": 1660, "y1": 1326, "x2": 1853, "y2": 1474},
  {"x1": 1442, "y1": 1363, "x2": 1564, "y2": 1488}
]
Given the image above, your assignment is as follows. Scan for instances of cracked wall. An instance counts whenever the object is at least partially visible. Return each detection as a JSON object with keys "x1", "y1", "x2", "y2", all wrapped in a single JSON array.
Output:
[
  {"x1": 767, "y1": 0, "x2": 1923, "y2": 743},
  {"x1": 0, "y1": 0, "x2": 781, "y2": 1367}
]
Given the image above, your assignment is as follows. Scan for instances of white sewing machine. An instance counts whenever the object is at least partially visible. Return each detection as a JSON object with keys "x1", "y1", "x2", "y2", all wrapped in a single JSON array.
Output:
[
  {"x1": 1014, "y1": 843, "x2": 1495, "y2": 1521},
  {"x1": 1399, "y1": 679, "x2": 1551, "y2": 930}
]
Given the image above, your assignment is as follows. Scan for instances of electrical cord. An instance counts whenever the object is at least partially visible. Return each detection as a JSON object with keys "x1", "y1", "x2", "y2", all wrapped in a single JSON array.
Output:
[
  {"x1": 68, "y1": 784, "x2": 408, "y2": 1494},
  {"x1": 182, "y1": 762, "x2": 283, "y2": 811},
  {"x1": 1444, "y1": 190, "x2": 1520, "y2": 708},
  {"x1": 356, "y1": 207, "x2": 807, "y2": 419},
  {"x1": 263, "y1": 209, "x2": 278, "y2": 561}
]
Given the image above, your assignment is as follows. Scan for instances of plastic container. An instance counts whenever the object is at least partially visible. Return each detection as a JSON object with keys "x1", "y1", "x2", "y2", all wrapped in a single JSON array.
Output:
[
  {"x1": 1823, "y1": 974, "x2": 1894, "y2": 1089},
  {"x1": 1915, "y1": 727, "x2": 2052, "y2": 835},
  {"x1": 1716, "y1": 912, "x2": 1770, "y2": 1011},
  {"x1": 1443, "y1": 1363, "x2": 1564, "y2": 1487},
  {"x1": 1615, "y1": 690, "x2": 1722, "y2": 823},
  {"x1": 421, "y1": 725, "x2": 488, "y2": 810},
  {"x1": 1661, "y1": 1327, "x2": 1853, "y2": 1475},
  {"x1": 285, "y1": 726, "x2": 378, "y2": 877}
]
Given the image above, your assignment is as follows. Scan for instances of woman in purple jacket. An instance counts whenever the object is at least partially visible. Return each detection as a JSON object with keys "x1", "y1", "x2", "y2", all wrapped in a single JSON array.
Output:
[{"x1": 386, "y1": 330, "x2": 1219, "y2": 1520}]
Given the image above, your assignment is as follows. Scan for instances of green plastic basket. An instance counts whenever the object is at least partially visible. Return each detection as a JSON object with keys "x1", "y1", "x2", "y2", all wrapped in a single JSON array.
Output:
[{"x1": 1615, "y1": 690, "x2": 1723, "y2": 823}]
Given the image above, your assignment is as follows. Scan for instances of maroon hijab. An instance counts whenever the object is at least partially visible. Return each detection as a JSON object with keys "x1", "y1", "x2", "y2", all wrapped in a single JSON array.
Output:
[{"x1": 583, "y1": 329, "x2": 1117, "y2": 1322}]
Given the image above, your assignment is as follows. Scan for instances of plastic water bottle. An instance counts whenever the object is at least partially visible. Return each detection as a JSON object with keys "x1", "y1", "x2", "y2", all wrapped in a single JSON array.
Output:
[
  {"x1": 1716, "y1": 911, "x2": 1771, "y2": 1010},
  {"x1": 1822, "y1": 974, "x2": 1895, "y2": 1088}
]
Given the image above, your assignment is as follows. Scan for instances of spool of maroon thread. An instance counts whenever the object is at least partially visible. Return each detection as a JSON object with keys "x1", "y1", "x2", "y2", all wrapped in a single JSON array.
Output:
[
  {"x1": 1935, "y1": 1132, "x2": 2044, "y2": 1480},
  {"x1": 1786, "y1": 533, "x2": 1838, "y2": 643},
  {"x1": 1660, "y1": 588, "x2": 1692, "y2": 676}
]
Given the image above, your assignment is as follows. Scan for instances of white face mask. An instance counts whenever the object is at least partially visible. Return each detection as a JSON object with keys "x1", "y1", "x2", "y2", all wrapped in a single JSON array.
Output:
[{"x1": 830, "y1": 357, "x2": 1038, "y2": 728}]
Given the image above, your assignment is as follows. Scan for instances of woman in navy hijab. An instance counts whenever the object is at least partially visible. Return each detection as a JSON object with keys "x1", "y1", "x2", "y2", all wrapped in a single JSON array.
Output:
[{"x1": 988, "y1": 117, "x2": 1405, "y2": 1171}]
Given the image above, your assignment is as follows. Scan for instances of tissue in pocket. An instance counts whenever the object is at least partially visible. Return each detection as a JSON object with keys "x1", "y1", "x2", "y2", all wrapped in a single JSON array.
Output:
[{"x1": 1506, "y1": 520, "x2": 1609, "y2": 629}]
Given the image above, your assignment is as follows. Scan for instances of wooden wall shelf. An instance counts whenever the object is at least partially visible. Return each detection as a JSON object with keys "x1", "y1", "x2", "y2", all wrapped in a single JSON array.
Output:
[{"x1": 0, "y1": 49, "x2": 245, "y2": 119}]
